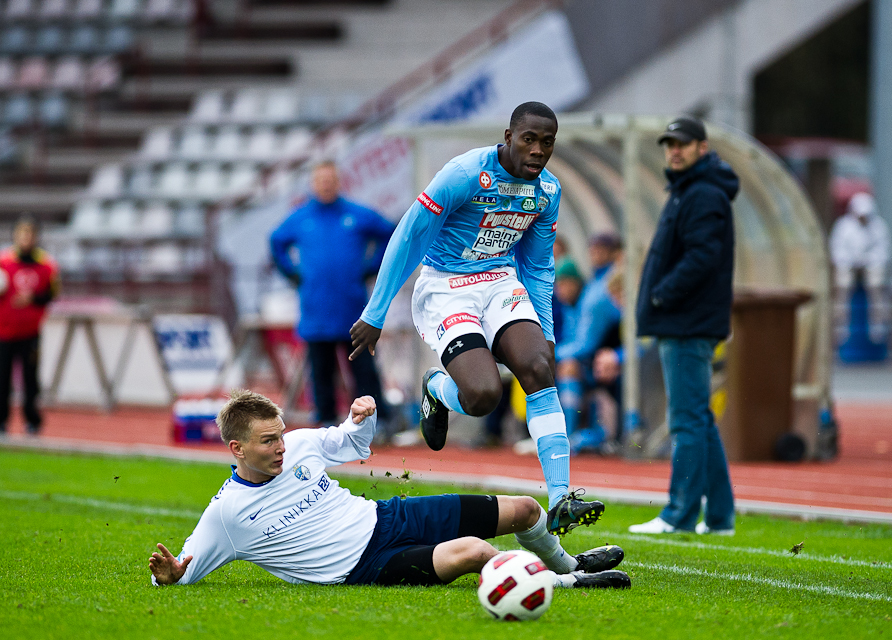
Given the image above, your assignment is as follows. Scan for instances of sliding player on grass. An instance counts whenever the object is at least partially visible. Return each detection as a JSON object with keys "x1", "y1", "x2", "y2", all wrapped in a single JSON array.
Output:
[
  {"x1": 349, "y1": 102, "x2": 603, "y2": 534},
  {"x1": 148, "y1": 390, "x2": 629, "y2": 589}
]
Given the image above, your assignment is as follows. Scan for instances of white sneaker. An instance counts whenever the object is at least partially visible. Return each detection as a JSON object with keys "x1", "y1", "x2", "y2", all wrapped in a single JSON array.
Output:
[
  {"x1": 513, "y1": 438, "x2": 538, "y2": 455},
  {"x1": 695, "y1": 521, "x2": 735, "y2": 536},
  {"x1": 628, "y1": 517, "x2": 676, "y2": 534}
]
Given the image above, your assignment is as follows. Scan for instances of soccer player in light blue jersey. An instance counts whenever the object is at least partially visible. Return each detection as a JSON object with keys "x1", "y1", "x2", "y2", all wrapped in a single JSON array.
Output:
[{"x1": 349, "y1": 102, "x2": 605, "y2": 535}]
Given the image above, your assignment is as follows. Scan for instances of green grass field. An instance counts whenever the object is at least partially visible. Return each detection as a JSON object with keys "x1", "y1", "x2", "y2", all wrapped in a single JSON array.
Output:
[{"x1": 1, "y1": 448, "x2": 890, "y2": 639}]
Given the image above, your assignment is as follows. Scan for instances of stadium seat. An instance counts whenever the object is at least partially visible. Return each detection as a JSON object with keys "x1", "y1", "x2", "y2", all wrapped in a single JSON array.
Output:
[
  {"x1": 281, "y1": 127, "x2": 312, "y2": 158},
  {"x1": 0, "y1": 126, "x2": 20, "y2": 165},
  {"x1": 139, "y1": 127, "x2": 173, "y2": 160},
  {"x1": 89, "y1": 163, "x2": 125, "y2": 197},
  {"x1": 3, "y1": 93, "x2": 33, "y2": 127},
  {"x1": 107, "y1": 199, "x2": 139, "y2": 238},
  {"x1": 231, "y1": 90, "x2": 262, "y2": 123},
  {"x1": 86, "y1": 56, "x2": 120, "y2": 91},
  {"x1": 190, "y1": 90, "x2": 225, "y2": 123},
  {"x1": 55, "y1": 242, "x2": 86, "y2": 271},
  {"x1": 70, "y1": 200, "x2": 107, "y2": 237},
  {"x1": 0, "y1": 27, "x2": 31, "y2": 56},
  {"x1": 264, "y1": 89, "x2": 298, "y2": 123},
  {"x1": 73, "y1": 0, "x2": 103, "y2": 20},
  {"x1": 17, "y1": 57, "x2": 50, "y2": 90},
  {"x1": 34, "y1": 26, "x2": 66, "y2": 55},
  {"x1": 227, "y1": 163, "x2": 259, "y2": 195},
  {"x1": 0, "y1": 59, "x2": 17, "y2": 90},
  {"x1": 140, "y1": 200, "x2": 175, "y2": 237},
  {"x1": 109, "y1": 0, "x2": 141, "y2": 21},
  {"x1": 102, "y1": 25, "x2": 134, "y2": 55},
  {"x1": 5, "y1": 0, "x2": 37, "y2": 21},
  {"x1": 194, "y1": 162, "x2": 225, "y2": 199},
  {"x1": 157, "y1": 162, "x2": 191, "y2": 198},
  {"x1": 70, "y1": 25, "x2": 101, "y2": 55},
  {"x1": 143, "y1": 0, "x2": 187, "y2": 23},
  {"x1": 211, "y1": 125, "x2": 242, "y2": 160},
  {"x1": 50, "y1": 56, "x2": 85, "y2": 90},
  {"x1": 37, "y1": 92, "x2": 69, "y2": 128},
  {"x1": 128, "y1": 165, "x2": 154, "y2": 196},
  {"x1": 174, "y1": 204, "x2": 204, "y2": 237},
  {"x1": 246, "y1": 126, "x2": 279, "y2": 161},
  {"x1": 143, "y1": 243, "x2": 183, "y2": 275},
  {"x1": 178, "y1": 126, "x2": 209, "y2": 159},
  {"x1": 39, "y1": 0, "x2": 72, "y2": 21}
]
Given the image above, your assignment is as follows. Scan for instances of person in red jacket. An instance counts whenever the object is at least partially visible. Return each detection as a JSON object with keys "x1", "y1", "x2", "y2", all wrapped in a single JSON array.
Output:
[{"x1": 0, "y1": 217, "x2": 59, "y2": 434}]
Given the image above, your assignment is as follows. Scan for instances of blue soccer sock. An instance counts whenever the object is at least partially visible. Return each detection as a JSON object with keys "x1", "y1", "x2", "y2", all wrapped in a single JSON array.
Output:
[
  {"x1": 556, "y1": 375, "x2": 583, "y2": 436},
  {"x1": 526, "y1": 387, "x2": 571, "y2": 509},
  {"x1": 428, "y1": 370, "x2": 469, "y2": 416}
]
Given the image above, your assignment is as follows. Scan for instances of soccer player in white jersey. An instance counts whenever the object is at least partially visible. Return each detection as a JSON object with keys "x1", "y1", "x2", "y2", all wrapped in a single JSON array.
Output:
[
  {"x1": 349, "y1": 102, "x2": 603, "y2": 535},
  {"x1": 148, "y1": 390, "x2": 630, "y2": 589}
]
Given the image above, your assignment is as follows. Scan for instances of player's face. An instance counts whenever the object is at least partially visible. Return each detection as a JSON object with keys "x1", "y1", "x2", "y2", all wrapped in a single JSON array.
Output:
[
  {"x1": 238, "y1": 417, "x2": 287, "y2": 482},
  {"x1": 663, "y1": 138, "x2": 708, "y2": 172},
  {"x1": 504, "y1": 115, "x2": 557, "y2": 180},
  {"x1": 13, "y1": 223, "x2": 36, "y2": 252}
]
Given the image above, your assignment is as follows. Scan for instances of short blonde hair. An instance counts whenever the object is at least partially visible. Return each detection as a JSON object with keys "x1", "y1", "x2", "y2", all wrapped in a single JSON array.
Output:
[{"x1": 216, "y1": 389, "x2": 283, "y2": 443}]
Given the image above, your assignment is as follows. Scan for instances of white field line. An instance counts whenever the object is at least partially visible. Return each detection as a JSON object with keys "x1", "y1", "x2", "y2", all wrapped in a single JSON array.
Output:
[
  {"x1": 611, "y1": 532, "x2": 892, "y2": 570},
  {"x1": 629, "y1": 561, "x2": 892, "y2": 603},
  {"x1": 0, "y1": 489, "x2": 202, "y2": 520}
]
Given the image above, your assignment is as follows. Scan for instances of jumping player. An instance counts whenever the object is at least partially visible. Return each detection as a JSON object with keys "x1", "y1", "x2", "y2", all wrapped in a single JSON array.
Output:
[
  {"x1": 349, "y1": 102, "x2": 604, "y2": 535},
  {"x1": 148, "y1": 390, "x2": 630, "y2": 589}
]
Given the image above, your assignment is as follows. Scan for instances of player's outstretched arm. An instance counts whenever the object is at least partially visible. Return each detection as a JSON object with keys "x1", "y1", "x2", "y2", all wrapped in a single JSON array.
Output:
[
  {"x1": 351, "y1": 395, "x2": 377, "y2": 423},
  {"x1": 149, "y1": 543, "x2": 192, "y2": 586},
  {"x1": 349, "y1": 319, "x2": 381, "y2": 360}
]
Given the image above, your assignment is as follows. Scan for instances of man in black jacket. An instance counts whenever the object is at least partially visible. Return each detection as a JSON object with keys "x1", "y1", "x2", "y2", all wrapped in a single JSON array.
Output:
[{"x1": 629, "y1": 116, "x2": 737, "y2": 535}]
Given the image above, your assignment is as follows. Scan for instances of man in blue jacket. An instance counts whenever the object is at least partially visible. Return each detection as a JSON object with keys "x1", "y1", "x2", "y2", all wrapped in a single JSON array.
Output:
[
  {"x1": 270, "y1": 161, "x2": 395, "y2": 426},
  {"x1": 629, "y1": 116, "x2": 737, "y2": 536}
]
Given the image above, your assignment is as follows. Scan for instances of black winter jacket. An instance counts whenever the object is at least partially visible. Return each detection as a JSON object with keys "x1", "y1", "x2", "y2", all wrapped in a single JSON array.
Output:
[{"x1": 636, "y1": 151, "x2": 739, "y2": 339}]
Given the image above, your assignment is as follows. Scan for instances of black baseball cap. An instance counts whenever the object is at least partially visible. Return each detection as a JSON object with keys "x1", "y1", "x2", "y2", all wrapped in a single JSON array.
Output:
[{"x1": 658, "y1": 116, "x2": 707, "y2": 145}]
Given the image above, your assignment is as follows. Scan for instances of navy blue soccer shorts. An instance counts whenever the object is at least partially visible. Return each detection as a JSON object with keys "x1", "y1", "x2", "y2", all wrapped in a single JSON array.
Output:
[{"x1": 344, "y1": 494, "x2": 499, "y2": 586}]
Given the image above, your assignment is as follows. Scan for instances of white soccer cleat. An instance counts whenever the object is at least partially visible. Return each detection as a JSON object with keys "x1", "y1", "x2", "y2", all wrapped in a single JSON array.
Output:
[{"x1": 628, "y1": 517, "x2": 676, "y2": 534}]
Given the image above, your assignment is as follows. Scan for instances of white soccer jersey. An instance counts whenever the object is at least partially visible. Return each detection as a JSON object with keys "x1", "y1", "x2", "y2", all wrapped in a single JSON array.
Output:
[{"x1": 153, "y1": 415, "x2": 379, "y2": 586}]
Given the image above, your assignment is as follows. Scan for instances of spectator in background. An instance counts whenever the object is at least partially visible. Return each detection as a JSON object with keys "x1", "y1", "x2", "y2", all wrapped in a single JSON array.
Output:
[
  {"x1": 270, "y1": 161, "x2": 395, "y2": 429},
  {"x1": 630, "y1": 116, "x2": 737, "y2": 535},
  {"x1": 829, "y1": 192, "x2": 890, "y2": 343},
  {"x1": 0, "y1": 217, "x2": 59, "y2": 435},
  {"x1": 554, "y1": 237, "x2": 622, "y2": 449}
]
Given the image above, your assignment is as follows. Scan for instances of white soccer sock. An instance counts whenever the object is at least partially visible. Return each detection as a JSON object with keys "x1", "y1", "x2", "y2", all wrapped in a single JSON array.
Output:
[
  {"x1": 552, "y1": 573, "x2": 579, "y2": 588},
  {"x1": 514, "y1": 507, "x2": 578, "y2": 574}
]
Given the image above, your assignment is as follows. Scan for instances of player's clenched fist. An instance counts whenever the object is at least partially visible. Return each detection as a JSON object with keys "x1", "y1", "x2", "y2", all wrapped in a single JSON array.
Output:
[{"x1": 350, "y1": 396, "x2": 377, "y2": 423}]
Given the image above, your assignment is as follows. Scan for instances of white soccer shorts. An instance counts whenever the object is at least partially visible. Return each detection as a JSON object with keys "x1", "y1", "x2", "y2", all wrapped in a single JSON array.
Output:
[{"x1": 411, "y1": 265, "x2": 541, "y2": 363}]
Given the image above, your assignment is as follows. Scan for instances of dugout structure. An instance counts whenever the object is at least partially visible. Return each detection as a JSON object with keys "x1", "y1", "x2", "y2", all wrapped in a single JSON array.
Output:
[{"x1": 394, "y1": 113, "x2": 831, "y2": 461}]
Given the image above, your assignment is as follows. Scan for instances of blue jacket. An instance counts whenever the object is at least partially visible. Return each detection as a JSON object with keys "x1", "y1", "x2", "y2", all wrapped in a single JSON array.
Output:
[
  {"x1": 636, "y1": 151, "x2": 739, "y2": 339},
  {"x1": 270, "y1": 197, "x2": 395, "y2": 341}
]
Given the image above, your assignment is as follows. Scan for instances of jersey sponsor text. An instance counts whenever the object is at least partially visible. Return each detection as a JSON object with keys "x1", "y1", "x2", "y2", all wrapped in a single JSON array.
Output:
[
  {"x1": 417, "y1": 191, "x2": 444, "y2": 215},
  {"x1": 497, "y1": 182, "x2": 536, "y2": 197},
  {"x1": 448, "y1": 270, "x2": 509, "y2": 289},
  {"x1": 480, "y1": 211, "x2": 537, "y2": 231}
]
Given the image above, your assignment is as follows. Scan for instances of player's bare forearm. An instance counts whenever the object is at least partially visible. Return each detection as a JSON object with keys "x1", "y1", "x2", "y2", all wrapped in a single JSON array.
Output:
[
  {"x1": 149, "y1": 543, "x2": 192, "y2": 585},
  {"x1": 349, "y1": 319, "x2": 381, "y2": 360}
]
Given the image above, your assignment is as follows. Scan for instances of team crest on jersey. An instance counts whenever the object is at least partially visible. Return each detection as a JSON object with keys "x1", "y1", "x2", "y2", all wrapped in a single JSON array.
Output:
[
  {"x1": 471, "y1": 195, "x2": 499, "y2": 205},
  {"x1": 521, "y1": 197, "x2": 536, "y2": 212},
  {"x1": 502, "y1": 288, "x2": 529, "y2": 311},
  {"x1": 497, "y1": 182, "x2": 536, "y2": 197},
  {"x1": 541, "y1": 181, "x2": 557, "y2": 195},
  {"x1": 538, "y1": 195, "x2": 549, "y2": 212},
  {"x1": 479, "y1": 171, "x2": 493, "y2": 189},
  {"x1": 292, "y1": 464, "x2": 311, "y2": 481}
]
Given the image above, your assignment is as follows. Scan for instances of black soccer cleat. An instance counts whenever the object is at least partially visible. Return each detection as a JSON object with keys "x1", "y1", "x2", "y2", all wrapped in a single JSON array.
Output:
[
  {"x1": 574, "y1": 544, "x2": 624, "y2": 573},
  {"x1": 571, "y1": 569, "x2": 631, "y2": 589},
  {"x1": 547, "y1": 489, "x2": 605, "y2": 536},
  {"x1": 419, "y1": 367, "x2": 449, "y2": 451}
]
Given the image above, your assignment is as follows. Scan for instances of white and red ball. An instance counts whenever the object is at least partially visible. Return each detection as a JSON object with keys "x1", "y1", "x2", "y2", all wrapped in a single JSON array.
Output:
[{"x1": 477, "y1": 549, "x2": 554, "y2": 621}]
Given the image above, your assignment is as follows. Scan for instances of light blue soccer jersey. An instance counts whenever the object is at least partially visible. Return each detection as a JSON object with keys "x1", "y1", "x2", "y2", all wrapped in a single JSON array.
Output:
[{"x1": 360, "y1": 145, "x2": 561, "y2": 341}]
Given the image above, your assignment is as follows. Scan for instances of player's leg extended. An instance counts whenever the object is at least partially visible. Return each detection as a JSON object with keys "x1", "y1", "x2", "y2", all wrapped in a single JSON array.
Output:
[{"x1": 495, "y1": 321, "x2": 604, "y2": 533}]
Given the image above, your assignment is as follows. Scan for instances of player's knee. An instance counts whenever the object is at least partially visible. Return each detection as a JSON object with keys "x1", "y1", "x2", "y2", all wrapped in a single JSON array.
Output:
[
  {"x1": 460, "y1": 537, "x2": 498, "y2": 569},
  {"x1": 462, "y1": 380, "x2": 502, "y2": 416},
  {"x1": 517, "y1": 354, "x2": 554, "y2": 392},
  {"x1": 512, "y1": 496, "x2": 542, "y2": 529}
]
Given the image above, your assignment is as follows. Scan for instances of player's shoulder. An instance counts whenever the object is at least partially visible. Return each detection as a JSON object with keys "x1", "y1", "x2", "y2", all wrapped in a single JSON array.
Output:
[
  {"x1": 445, "y1": 145, "x2": 497, "y2": 178},
  {"x1": 538, "y1": 167, "x2": 560, "y2": 196}
]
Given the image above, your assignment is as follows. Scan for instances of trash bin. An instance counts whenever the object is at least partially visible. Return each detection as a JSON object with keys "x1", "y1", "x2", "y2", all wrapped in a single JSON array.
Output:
[{"x1": 718, "y1": 288, "x2": 813, "y2": 461}]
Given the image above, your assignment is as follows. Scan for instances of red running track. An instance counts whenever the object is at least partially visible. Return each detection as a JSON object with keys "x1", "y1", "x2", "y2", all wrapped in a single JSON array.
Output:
[{"x1": 2, "y1": 401, "x2": 890, "y2": 520}]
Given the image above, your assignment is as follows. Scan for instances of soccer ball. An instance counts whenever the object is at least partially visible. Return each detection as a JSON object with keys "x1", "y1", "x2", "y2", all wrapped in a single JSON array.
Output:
[{"x1": 477, "y1": 549, "x2": 554, "y2": 621}]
